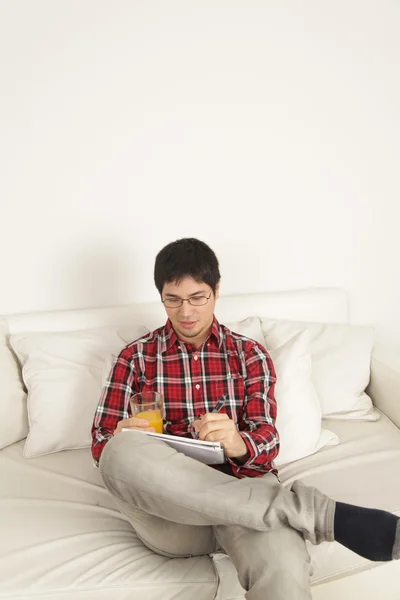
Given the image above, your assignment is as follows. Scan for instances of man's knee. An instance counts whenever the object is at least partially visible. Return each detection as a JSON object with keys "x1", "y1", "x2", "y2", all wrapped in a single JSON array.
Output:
[
  {"x1": 99, "y1": 432, "x2": 155, "y2": 493},
  {"x1": 99, "y1": 431, "x2": 183, "y2": 502}
]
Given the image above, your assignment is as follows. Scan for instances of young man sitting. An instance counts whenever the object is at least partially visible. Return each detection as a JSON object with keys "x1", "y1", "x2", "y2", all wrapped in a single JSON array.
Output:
[{"x1": 92, "y1": 237, "x2": 400, "y2": 600}]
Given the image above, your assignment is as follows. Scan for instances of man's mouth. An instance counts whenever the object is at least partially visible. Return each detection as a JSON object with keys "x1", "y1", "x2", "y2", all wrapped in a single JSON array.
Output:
[{"x1": 179, "y1": 321, "x2": 197, "y2": 329}]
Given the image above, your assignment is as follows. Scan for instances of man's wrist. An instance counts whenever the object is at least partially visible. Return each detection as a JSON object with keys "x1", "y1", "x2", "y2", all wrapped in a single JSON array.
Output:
[
  {"x1": 234, "y1": 449, "x2": 251, "y2": 465},
  {"x1": 230, "y1": 434, "x2": 251, "y2": 465}
]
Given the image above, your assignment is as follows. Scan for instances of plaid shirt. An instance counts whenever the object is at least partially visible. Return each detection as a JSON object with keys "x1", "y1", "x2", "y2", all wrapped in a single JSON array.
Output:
[{"x1": 91, "y1": 316, "x2": 279, "y2": 478}]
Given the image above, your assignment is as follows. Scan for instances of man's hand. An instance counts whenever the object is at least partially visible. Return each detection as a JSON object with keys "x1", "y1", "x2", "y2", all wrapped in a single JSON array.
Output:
[
  {"x1": 113, "y1": 417, "x2": 155, "y2": 435},
  {"x1": 193, "y1": 413, "x2": 250, "y2": 463}
]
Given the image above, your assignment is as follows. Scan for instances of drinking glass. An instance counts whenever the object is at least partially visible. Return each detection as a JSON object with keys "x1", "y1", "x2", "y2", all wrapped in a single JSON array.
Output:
[{"x1": 130, "y1": 391, "x2": 164, "y2": 434}]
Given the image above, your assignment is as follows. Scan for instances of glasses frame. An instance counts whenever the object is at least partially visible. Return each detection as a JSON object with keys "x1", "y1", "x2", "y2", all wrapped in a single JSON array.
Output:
[{"x1": 162, "y1": 292, "x2": 212, "y2": 308}]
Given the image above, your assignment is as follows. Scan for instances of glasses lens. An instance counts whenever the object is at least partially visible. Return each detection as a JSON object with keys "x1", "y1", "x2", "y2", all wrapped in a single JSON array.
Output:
[
  {"x1": 189, "y1": 296, "x2": 208, "y2": 306},
  {"x1": 164, "y1": 298, "x2": 182, "y2": 308}
]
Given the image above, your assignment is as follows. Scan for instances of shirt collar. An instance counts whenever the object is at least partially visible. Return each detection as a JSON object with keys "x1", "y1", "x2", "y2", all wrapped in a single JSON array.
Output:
[{"x1": 161, "y1": 315, "x2": 223, "y2": 352}]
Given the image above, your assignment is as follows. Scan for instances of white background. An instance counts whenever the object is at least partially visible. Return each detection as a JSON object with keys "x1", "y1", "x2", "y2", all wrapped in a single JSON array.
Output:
[{"x1": 1, "y1": 1, "x2": 399, "y2": 350}]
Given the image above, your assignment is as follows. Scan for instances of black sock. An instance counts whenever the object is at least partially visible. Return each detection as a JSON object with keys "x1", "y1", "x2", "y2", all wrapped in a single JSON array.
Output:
[{"x1": 334, "y1": 501, "x2": 400, "y2": 561}]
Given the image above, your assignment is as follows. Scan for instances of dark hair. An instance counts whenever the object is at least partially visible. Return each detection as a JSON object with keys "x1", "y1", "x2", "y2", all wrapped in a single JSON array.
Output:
[{"x1": 154, "y1": 238, "x2": 221, "y2": 296}]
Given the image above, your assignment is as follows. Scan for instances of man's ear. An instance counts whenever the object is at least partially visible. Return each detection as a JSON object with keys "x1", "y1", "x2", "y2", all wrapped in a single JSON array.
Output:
[{"x1": 215, "y1": 281, "x2": 220, "y2": 300}]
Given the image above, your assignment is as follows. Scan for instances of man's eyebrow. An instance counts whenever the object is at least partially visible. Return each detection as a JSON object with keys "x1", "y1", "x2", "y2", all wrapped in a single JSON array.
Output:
[{"x1": 164, "y1": 290, "x2": 207, "y2": 298}]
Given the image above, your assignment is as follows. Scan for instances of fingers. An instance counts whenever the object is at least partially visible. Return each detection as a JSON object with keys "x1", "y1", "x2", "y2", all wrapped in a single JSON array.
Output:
[
  {"x1": 196, "y1": 419, "x2": 235, "y2": 442},
  {"x1": 199, "y1": 413, "x2": 230, "y2": 422},
  {"x1": 194, "y1": 412, "x2": 233, "y2": 440},
  {"x1": 114, "y1": 417, "x2": 155, "y2": 435},
  {"x1": 131, "y1": 418, "x2": 153, "y2": 428},
  {"x1": 204, "y1": 431, "x2": 228, "y2": 444},
  {"x1": 193, "y1": 413, "x2": 229, "y2": 431}
]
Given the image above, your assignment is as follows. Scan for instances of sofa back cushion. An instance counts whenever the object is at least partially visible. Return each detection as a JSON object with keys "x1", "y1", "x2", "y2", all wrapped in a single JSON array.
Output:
[
  {"x1": 10, "y1": 325, "x2": 148, "y2": 458},
  {"x1": 261, "y1": 318, "x2": 376, "y2": 420}
]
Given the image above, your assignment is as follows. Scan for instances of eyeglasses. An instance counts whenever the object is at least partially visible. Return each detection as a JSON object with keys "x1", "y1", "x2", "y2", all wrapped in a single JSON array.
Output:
[{"x1": 162, "y1": 293, "x2": 212, "y2": 308}]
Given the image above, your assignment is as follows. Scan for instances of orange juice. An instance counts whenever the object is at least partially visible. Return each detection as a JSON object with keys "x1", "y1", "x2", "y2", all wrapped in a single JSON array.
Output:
[{"x1": 135, "y1": 409, "x2": 163, "y2": 433}]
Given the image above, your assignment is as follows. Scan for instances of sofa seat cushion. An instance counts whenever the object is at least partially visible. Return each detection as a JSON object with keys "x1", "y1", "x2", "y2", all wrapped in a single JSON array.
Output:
[
  {"x1": 1, "y1": 414, "x2": 400, "y2": 600},
  {"x1": 290, "y1": 413, "x2": 400, "y2": 587},
  {"x1": 0, "y1": 442, "x2": 217, "y2": 600}
]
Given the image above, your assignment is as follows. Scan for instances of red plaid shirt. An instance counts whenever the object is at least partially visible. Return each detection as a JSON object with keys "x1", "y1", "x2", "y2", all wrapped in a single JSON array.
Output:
[{"x1": 91, "y1": 316, "x2": 279, "y2": 478}]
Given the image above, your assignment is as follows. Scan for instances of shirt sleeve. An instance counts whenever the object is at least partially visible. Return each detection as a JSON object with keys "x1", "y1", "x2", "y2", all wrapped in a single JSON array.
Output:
[
  {"x1": 91, "y1": 349, "x2": 138, "y2": 466},
  {"x1": 228, "y1": 342, "x2": 279, "y2": 474}
]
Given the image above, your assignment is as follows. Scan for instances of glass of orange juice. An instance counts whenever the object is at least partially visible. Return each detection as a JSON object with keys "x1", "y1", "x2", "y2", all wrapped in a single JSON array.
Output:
[{"x1": 130, "y1": 391, "x2": 164, "y2": 434}]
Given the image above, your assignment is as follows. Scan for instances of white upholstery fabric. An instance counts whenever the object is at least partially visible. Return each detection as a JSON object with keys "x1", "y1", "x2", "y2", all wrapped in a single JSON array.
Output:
[
  {"x1": 0, "y1": 441, "x2": 217, "y2": 600},
  {"x1": 368, "y1": 347, "x2": 400, "y2": 430},
  {"x1": 4, "y1": 288, "x2": 348, "y2": 336},
  {"x1": 282, "y1": 413, "x2": 400, "y2": 585},
  {"x1": 225, "y1": 317, "x2": 338, "y2": 466},
  {"x1": 10, "y1": 325, "x2": 148, "y2": 458},
  {"x1": 261, "y1": 318, "x2": 376, "y2": 420},
  {"x1": 1, "y1": 413, "x2": 399, "y2": 600},
  {"x1": 0, "y1": 318, "x2": 28, "y2": 449},
  {"x1": 269, "y1": 328, "x2": 339, "y2": 467}
]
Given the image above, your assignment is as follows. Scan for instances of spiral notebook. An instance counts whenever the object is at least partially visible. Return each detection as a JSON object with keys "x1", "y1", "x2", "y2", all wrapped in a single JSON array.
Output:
[{"x1": 121, "y1": 428, "x2": 226, "y2": 465}]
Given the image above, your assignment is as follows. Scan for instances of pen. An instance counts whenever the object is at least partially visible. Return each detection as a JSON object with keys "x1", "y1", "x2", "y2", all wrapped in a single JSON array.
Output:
[{"x1": 212, "y1": 395, "x2": 228, "y2": 413}]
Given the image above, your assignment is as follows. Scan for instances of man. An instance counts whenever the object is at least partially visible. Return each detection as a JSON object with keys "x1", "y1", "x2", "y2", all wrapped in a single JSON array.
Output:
[{"x1": 92, "y1": 238, "x2": 399, "y2": 600}]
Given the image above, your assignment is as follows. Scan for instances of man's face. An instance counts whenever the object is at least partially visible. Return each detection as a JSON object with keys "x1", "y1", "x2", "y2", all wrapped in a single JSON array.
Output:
[{"x1": 162, "y1": 276, "x2": 220, "y2": 347}]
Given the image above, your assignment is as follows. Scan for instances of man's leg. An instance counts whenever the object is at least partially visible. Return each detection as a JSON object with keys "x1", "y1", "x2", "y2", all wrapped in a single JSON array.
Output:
[
  {"x1": 99, "y1": 432, "x2": 334, "y2": 545},
  {"x1": 100, "y1": 432, "x2": 400, "y2": 561},
  {"x1": 214, "y1": 524, "x2": 312, "y2": 600},
  {"x1": 107, "y1": 491, "x2": 217, "y2": 558},
  {"x1": 101, "y1": 444, "x2": 312, "y2": 599}
]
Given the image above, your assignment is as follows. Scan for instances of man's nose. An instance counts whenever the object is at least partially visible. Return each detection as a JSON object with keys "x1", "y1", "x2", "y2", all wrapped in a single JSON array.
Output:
[{"x1": 178, "y1": 300, "x2": 195, "y2": 317}]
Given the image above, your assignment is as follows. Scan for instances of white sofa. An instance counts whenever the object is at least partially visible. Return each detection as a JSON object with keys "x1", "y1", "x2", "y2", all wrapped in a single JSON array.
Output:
[{"x1": 1, "y1": 288, "x2": 400, "y2": 600}]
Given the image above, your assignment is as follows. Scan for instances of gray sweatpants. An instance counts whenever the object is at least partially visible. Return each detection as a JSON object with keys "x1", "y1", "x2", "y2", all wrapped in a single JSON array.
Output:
[{"x1": 99, "y1": 431, "x2": 336, "y2": 600}]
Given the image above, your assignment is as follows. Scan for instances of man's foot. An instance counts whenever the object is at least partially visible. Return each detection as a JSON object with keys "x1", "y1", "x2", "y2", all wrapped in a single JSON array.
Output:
[{"x1": 334, "y1": 501, "x2": 400, "y2": 561}]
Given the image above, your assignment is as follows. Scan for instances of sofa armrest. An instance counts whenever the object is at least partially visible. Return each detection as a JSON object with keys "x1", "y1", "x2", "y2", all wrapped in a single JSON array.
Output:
[{"x1": 367, "y1": 346, "x2": 400, "y2": 429}]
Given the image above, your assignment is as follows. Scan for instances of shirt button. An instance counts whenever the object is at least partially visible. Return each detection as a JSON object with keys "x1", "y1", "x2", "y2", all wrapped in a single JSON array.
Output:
[
  {"x1": 195, "y1": 384, "x2": 200, "y2": 390},
  {"x1": 194, "y1": 355, "x2": 198, "y2": 361}
]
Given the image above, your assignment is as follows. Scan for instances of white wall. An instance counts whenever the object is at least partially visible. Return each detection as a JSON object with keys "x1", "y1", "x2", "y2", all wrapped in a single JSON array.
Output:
[{"x1": 1, "y1": 1, "x2": 399, "y2": 350}]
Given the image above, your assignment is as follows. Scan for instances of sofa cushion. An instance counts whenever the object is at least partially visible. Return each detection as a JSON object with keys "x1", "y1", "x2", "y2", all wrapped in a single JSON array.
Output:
[
  {"x1": 1, "y1": 413, "x2": 399, "y2": 600},
  {"x1": 261, "y1": 318, "x2": 377, "y2": 421},
  {"x1": 225, "y1": 318, "x2": 338, "y2": 466},
  {"x1": 0, "y1": 318, "x2": 28, "y2": 449},
  {"x1": 0, "y1": 441, "x2": 217, "y2": 600},
  {"x1": 10, "y1": 325, "x2": 148, "y2": 458}
]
